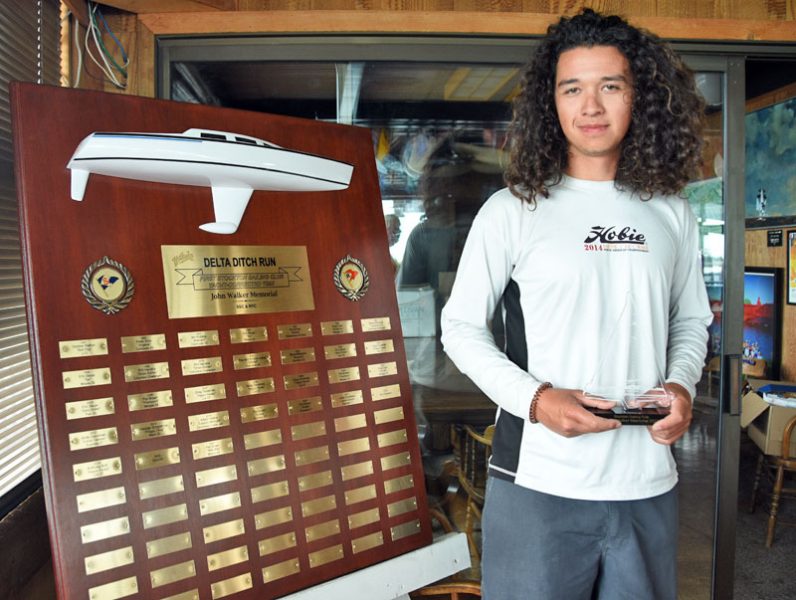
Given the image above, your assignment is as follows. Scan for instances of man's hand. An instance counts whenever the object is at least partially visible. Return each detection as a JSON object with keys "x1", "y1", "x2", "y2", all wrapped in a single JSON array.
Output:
[
  {"x1": 648, "y1": 382, "x2": 693, "y2": 445},
  {"x1": 534, "y1": 387, "x2": 621, "y2": 437}
]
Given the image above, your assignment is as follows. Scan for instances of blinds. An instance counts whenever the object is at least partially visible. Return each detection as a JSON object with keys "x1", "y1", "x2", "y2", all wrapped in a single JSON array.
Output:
[{"x1": 0, "y1": 0, "x2": 61, "y2": 503}]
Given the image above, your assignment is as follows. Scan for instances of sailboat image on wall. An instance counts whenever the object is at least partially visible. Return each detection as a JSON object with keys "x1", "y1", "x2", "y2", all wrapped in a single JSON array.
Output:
[{"x1": 67, "y1": 128, "x2": 354, "y2": 234}]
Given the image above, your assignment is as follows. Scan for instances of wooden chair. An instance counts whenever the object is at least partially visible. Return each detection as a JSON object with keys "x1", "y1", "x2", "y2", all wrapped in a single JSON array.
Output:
[
  {"x1": 452, "y1": 424, "x2": 494, "y2": 561},
  {"x1": 749, "y1": 414, "x2": 796, "y2": 547},
  {"x1": 704, "y1": 355, "x2": 720, "y2": 396},
  {"x1": 742, "y1": 358, "x2": 767, "y2": 379}
]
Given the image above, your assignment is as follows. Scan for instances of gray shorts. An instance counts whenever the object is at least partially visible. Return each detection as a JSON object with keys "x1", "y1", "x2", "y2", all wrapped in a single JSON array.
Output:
[{"x1": 481, "y1": 477, "x2": 678, "y2": 600}]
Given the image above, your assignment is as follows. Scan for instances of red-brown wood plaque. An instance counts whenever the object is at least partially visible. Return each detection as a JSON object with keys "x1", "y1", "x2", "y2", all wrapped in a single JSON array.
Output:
[{"x1": 12, "y1": 83, "x2": 431, "y2": 600}]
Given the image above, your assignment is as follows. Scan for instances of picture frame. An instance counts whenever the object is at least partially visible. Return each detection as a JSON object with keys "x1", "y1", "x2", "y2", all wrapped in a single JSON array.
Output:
[
  {"x1": 743, "y1": 267, "x2": 783, "y2": 379},
  {"x1": 788, "y1": 230, "x2": 796, "y2": 305}
]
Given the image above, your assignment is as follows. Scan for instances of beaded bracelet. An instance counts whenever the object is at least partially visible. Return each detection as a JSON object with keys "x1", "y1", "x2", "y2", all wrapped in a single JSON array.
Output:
[{"x1": 529, "y1": 381, "x2": 553, "y2": 424}]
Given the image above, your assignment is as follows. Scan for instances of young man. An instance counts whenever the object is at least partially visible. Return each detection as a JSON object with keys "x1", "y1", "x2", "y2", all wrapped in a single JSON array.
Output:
[{"x1": 440, "y1": 9, "x2": 714, "y2": 600}]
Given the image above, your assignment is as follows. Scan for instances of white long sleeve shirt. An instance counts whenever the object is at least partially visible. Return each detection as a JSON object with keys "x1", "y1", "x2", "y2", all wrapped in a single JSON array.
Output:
[{"x1": 440, "y1": 176, "x2": 713, "y2": 500}]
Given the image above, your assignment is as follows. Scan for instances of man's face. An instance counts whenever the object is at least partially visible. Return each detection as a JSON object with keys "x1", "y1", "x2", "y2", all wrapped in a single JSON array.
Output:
[{"x1": 554, "y1": 45, "x2": 633, "y2": 174}]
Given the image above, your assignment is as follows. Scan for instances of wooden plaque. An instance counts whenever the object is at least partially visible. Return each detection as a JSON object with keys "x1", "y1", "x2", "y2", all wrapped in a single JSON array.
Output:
[{"x1": 12, "y1": 83, "x2": 431, "y2": 600}]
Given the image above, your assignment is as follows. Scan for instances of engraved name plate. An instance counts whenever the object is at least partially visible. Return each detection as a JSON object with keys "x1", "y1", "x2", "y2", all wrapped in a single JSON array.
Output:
[
  {"x1": 192, "y1": 438, "x2": 234, "y2": 460},
  {"x1": 388, "y1": 497, "x2": 418, "y2": 517},
  {"x1": 200, "y1": 492, "x2": 242, "y2": 516},
  {"x1": 131, "y1": 418, "x2": 177, "y2": 441},
  {"x1": 81, "y1": 516, "x2": 130, "y2": 544},
  {"x1": 204, "y1": 518, "x2": 245, "y2": 545},
  {"x1": 139, "y1": 475, "x2": 185, "y2": 500},
  {"x1": 233, "y1": 351, "x2": 272, "y2": 370},
  {"x1": 352, "y1": 531, "x2": 384, "y2": 554},
  {"x1": 381, "y1": 452, "x2": 411, "y2": 471},
  {"x1": 391, "y1": 519, "x2": 421, "y2": 541},
  {"x1": 305, "y1": 519, "x2": 340, "y2": 542},
  {"x1": 258, "y1": 532, "x2": 297, "y2": 556},
  {"x1": 185, "y1": 383, "x2": 226, "y2": 404},
  {"x1": 294, "y1": 446, "x2": 330, "y2": 466},
  {"x1": 341, "y1": 461, "x2": 374, "y2": 481},
  {"x1": 143, "y1": 503, "x2": 189, "y2": 529},
  {"x1": 240, "y1": 403, "x2": 278, "y2": 424},
  {"x1": 135, "y1": 447, "x2": 181, "y2": 471},
  {"x1": 128, "y1": 390, "x2": 173, "y2": 411},
  {"x1": 73, "y1": 457, "x2": 122, "y2": 482},
  {"x1": 77, "y1": 486, "x2": 126, "y2": 513},
  {"x1": 69, "y1": 427, "x2": 118, "y2": 451},
  {"x1": 150, "y1": 560, "x2": 196, "y2": 588},
  {"x1": 121, "y1": 333, "x2": 166, "y2": 353},
  {"x1": 301, "y1": 494, "x2": 336, "y2": 517},
  {"x1": 367, "y1": 361, "x2": 398, "y2": 378},
  {"x1": 181, "y1": 356, "x2": 222, "y2": 376},
  {"x1": 328, "y1": 366, "x2": 361, "y2": 384},
  {"x1": 211, "y1": 573, "x2": 253, "y2": 599},
  {"x1": 371, "y1": 383, "x2": 401, "y2": 401},
  {"x1": 243, "y1": 429, "x2": 282, "y2": 450},
  {"x1": 236, "y1": 377, "x2": 275, "y2": 397},
  {"x1": 308, "y1": 544, "x2": 344, "y2": 568},
  {"x1": 251, "y1": 481, "x2": 290, "y2": 504},
  {"x1": 291, "y1": 421, "x2": 326, "y2": 441},
  {"x1": 161, "y1": 590, "x2": 198, "y2": 600},
  {"x1": 280, "y1": 347, "x2": 316, "y2": 365},
  {"x1": 195, "y1": 465, "x2": 238, "y2": 488},
  {"x1": 283, "y1": 372, "x2": 319, "y2": 390},
  {"x1": 348, "y1": 507, "x2": 380, "y2": 530},
  {"x1": 385, "y1": 474, "x2": 415, "y2": 495},
  {"x1": 146, "y1": 532, "x2": 193, "y2": 559},
  {"x1": 378, "y1": 428, "x2": 408, "y2": 448},
  {"x1": 277, "y1": 323, "x2": 312, "y2": 340},
  {"x1": 178, "y1": 329, "x2": 219, "y2": 348},
  {"x1": 297, "y1": 470, "x2": 333, "y2": 492},
  {"x1": 320, "y1": 320, "x2": 354, "y2": 336},
  {"x1": 188, "y1": 410, "x2": 230, "y2": 432},
  {"x1": 344, "y1": 484, "x2": 377, "y2": 505},
  {"x1": 324, "y1": 343, "x2": 357, "y2": 360},
  {"x1": 59, "y1": 337, "x2": 108, "y2": 359},
  {"x1": 364, "y1": 339, "x2": 395, "y2": 355},
  {"x1": 247, "y1": 455, "x2": 286, "y2": 477},
  {"x1": 255, "y1": 506, "x2": 293, "y2": 530},
  {"x1": 207, "y1": 546, "x2": 248, "y2": 572},
  {"x1": 374, "y1": 406, "x2": 404, "y2": 425},
  {"x1": 288, "y1": 396, "x2": 323, "y2": 415},
  {"x1": 66, "y1": 397, "x2": 114, "y2": 420},
  {"x1": 63, "y1": 367, "x2": 111, "y2": 389},
  {"x1": 88, "y1": 575, "x2": 138, "y2": 600},
  {"x1": 85, "y1": 546, "x2": 134, "y2": 575},
  {"x1": 124, "y1": 362, "x2": 169, "y2": 383},
  {"x1": 334, "y1": 414, "x2": 367, "y2": 432},
  {"x1": 361, "y1": 317, "x2": 391, "y2": 332},
  {"x1": 338, "y1": 437, "x2": 370, "y2": 457},
  {"x1": 263, "y1": 558, "x2": 300, "y2": 583},
  {"x1": 230, "y1": 326, "x2": 268, "y2": 344},
  {"x1": 331, "y1": 389, "x2": 363, "y2": 408}
]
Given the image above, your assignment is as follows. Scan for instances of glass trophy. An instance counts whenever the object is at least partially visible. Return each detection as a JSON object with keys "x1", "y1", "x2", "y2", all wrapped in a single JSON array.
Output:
[{"x1": 583, "y1": 292, "x2": 673, "y2": 425}]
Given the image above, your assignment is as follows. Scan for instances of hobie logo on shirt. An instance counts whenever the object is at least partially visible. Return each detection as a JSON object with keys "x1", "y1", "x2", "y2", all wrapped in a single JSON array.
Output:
[{"x1": 583, "y1": 225, "x2": 649, "y2": 253}]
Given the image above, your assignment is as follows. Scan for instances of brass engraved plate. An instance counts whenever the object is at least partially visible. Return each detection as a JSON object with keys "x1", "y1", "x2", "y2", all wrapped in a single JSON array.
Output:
[
  {"x1": 387, "y1": 497, "x2": 418, "y2": 517},
  {"x1": 344, "y1": 484, "x2": 377, "y2": 505},
  {"x1": 59, "y1": 337, "x2": 108, "y2": 359},
  {"x1": 161, "y1": 245, "x2": 314, "y2": 319},
  {"x1": 178, "y1": 329, "x2": 220, "y2": 348},
  {"x1": 337, "y1": 437, "x2": 370, "y2": 457},
  {"x1": 80, "y1": 516, "x2": 130, "y2": 544},
  {"x1": 128, "y1": 390, "x2": 173, "y2": 411},
  {"x1": 199, "y1": 491, "x2": 241, "y2": 516},
  {"x1": 277, "y1": 322, "x2": 313, "y2": 340},
  {"x1": 240, "y1": 403, "x2": 278, "y2": 424},
  {"x1": 352, "y1": 531, "x2": 384, "y2": 554},
  {"x1": 262, "y1": 558, "x2": 300, "y2": 583},
  {"x1": 69, "y1": 427, "x2": 118, "y2": 451},
  {"x1": 258, "y1": 532, "x2": 297, "y2": 556},
  {"x1": 121, "y1": 333, "x2": 166, "y2": 353},
  {"x1": 305, "y1": 519, "x2": 340, "y2": 542},
  {"x1": 328, "y1": 366, "x2": 361, "y2": 384},
  {"x1": 301, "y1": 494, "x2": 336, "y2": 517},
  {"x1": 207, "y1": 545, "x2": 248, "y2": 572},
  {"x1": 308, "y1": 544, "x2": 344, "y2": 568},
  {"x1": 195, "y1": 465, "x2": 238, "y2": 488},
  {"x1": 62, "y1": 367, "x2": 111, "y2": 389},
  {"x1": 280, "y1": 347, "x2": 316, "y2": 365},
  {"x1": 131, "y1": 418, "x2": 177, "y2": 441},
  {"x1": 361, "y1": 317, "x2": 391, "y2": 332},
  {"x1": 374, "y1": 406, "x2": 404, "y2": 425},
  {"x1": 143, "y1": 503, "x2": 188, "y2": 529},
  {"x1": 211, "y1": 572, "x2": 253, "y2": 600},
  {"x1": 381, "y1": 452, "x2": 411, "y2": 471},
  {"x1": 135, "y1": 447, "x2": 181, "y2": 471},
  {"x1": 203, "y1": 519, "x2": 245, "y2": 545},
  {"x1": 294, "y1": 445, "x2": 330, "y2": 466},
  {"x1": 391, "y1": 519, "x2": 422, "y2": 541},
  {"x1": 192, "y1": 438, "x2": 234, "y2": 460},
  {"x1": 77, "y1": 486, "x2": 126, "y2": 513},
  {"x1": 139, "y1": 475, "x2": 184, "y2": 500},
  {"x1": 84, "y1": 546, "x2": 134, "y2": 575},
  {"x1": 230, "y1": 326, "x2": 268, "y2": 344},
  {"x1": 364, "y1": 339, "x2": 395, "y2": 355},
  {"x1": 367, "y1": 361, "x2": 398, "y2": 378},
  {"x1": 331, "y1": 389, "x2": 364, "y2": 408},
  {"x1": 181, "y1": 356, "x2": 222, "y2": 376},
  {"x1": 243, "y1": 429, "x2": 282, "y2": 450},
  {"x1": 185, "y1": 383, "x2": 226, "y2": 404},
  {"x1": 162, "y1": 590, "x2": 199, "y2": 600},
  {"x1": 247, "y1": 455, "x2": 286, "y2": 477},
  {"x1": 150, "y1": 560, "x2": 196, "y2": 588},
  {"x1": 288, "y1": 396, "x2": 323, "y2": 415},
  {"x1": 146, "y1": 532, "x2": 193, "y2": 559},
  {"x1": 385, "y1": 474, "x2": 415, "y2": 495},
  {"x1": 251, "y1": 481, "x2": 290, "y2": 504},
  {"x1": 124, "y1": 362, "x2": 169, "y2": 383},
  {"x1": 283, "y1": 371, "x2": 319, "y2": 390},
  {"x1": 334, "y1": 414, "x2": 367, "y2": 432},
  {"x1": 73, "y1": 457, "x2": 122, "y2": 482},
  {"x1": 341, "y1": 461, "x2": 374, "y2": 481},
  {"x1": 348, "y1": 507, "x2": 380, "y2": 530},
  {"x1": 233, "y1": 351, "x2": 272, "y2": 370},
  {"x1": 236, "y1": 377, "x2": 275, "y2": 397},
  {"x1": 371, "y1": 383, "x2": 401, "y2": 401},
  {"x1": 188, "y1": 410, "x2": 230, "y2": 432},
  {"x1": 255, "y1": 506, "x2": 293, "y2": 530},
  {"x1": 377, "y1": 428, "x2": 408, "y2": 448},
  {"x1": 66, "y1": 397, "x2": 114, "y2": 420},
  {"x1": 291, "y1": 421, "x2": 326, "y2": 441},
  {"x1": 320, "y1": 320, "x2": 354, "y2": 336},
  {"x1": 87, "y1": 575, "x2": 138, "y2": 600},
  {"x1": 323, "y1": 343, "x2": 357, "y2": 360},
  {"x1": 298, "y1": 470, "x2": 333, "y2": 492}
]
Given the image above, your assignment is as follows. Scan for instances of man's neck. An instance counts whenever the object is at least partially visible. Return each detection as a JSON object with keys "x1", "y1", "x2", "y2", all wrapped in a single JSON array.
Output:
[{"x1": 565, "y1": 154, "x2": 618, "y2": 181}]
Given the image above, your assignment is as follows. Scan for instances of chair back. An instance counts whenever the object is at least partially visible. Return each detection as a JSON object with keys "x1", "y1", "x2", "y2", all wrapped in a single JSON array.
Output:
[{"x1": 454, "y1": 425, "x2": 494, "y2": 505}]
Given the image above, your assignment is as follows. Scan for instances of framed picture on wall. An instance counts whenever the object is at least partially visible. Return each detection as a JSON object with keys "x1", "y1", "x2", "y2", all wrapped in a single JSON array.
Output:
[
  {"x1": 788, "y1": 230, "x2": 796, "y2": 305},
  {"x1": 743, "y1": 267, "x2": 783, "y2": 379}
]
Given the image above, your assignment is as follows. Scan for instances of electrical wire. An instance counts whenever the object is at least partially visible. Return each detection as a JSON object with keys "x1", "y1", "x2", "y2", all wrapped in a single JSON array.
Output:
[
  {"x1": 81, "y1": 1, "x2": 128, "y2": 89},
  {"x1": 72, "y1": 16, "x2": 82, "y2": 88}
]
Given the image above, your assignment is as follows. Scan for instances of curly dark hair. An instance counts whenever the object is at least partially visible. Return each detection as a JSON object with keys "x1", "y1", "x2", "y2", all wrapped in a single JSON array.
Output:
[{"x1": 505, "y1": 9, "x2": 705, "y2": 204}]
